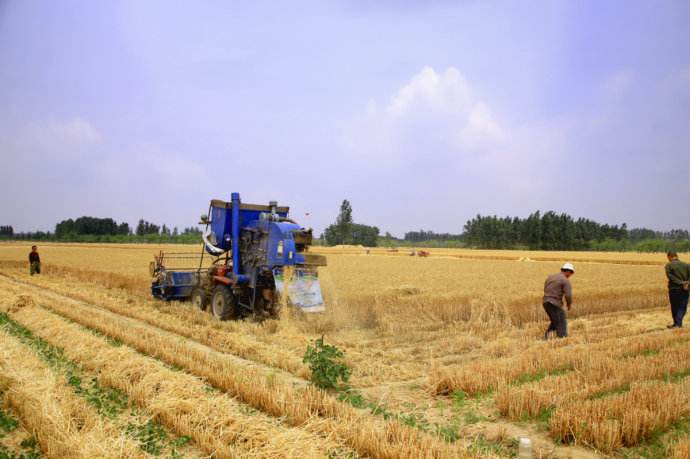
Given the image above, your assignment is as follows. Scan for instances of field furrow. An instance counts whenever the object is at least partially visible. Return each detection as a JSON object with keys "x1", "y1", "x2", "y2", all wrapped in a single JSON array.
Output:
[
  {"x1": 432, "y1": 325, "x2": 688, "y2": 395},
  {"x1": 0, "y1": 392, "x2": 41, "y2": 459},
  {"x1": 549, "y1": 378, "x2": 690, "y2": 452},
  {"x1": 4, "y1": 302, "x2": 350, "y2": 459},
  {"x1": 495, "y1": 337, "x2": 690, "y2": 419},
  {"x1": 0, "y1": 268, "x2": 310, "y2": 379},
  {"x1": 0, "y1": 277, "x2": 477, "y2": 459},
  {"x1": 0, "y1": 328, "x2": 148, "y2": 459}
]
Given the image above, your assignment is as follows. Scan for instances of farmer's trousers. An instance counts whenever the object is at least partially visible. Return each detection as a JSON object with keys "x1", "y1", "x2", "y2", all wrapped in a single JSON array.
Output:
[
  {"x1": 543, "y1": 302, "x2": 567, "y2": 338},
  {"x1": 30, "y1": 261, "x2": 41, "y2": 276},
  {"x1": 669, "y1": 289, "x2": 689, "y2": 328}
]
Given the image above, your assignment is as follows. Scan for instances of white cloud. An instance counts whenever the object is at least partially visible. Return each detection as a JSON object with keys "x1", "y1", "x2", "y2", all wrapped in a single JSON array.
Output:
[
  {"x1": 333, "y1": 66, "x2": 571, "y2": 233},
  {"x1": 342, "y1": 67, "x2": 505, "y2": 166}
]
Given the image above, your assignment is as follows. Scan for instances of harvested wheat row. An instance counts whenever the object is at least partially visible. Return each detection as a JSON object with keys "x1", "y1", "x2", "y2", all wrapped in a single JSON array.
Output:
[
  {"x1": 495, "y1": 342, "x2": 690, "y2": 419},
  {"x1": 0, "y1": 328, "x2": 147, "y2": 459},
  {"x1": 0, "y1": 404, "x2": 35, "y2": 458},
  {"x1": 671, "y1": 439, "x2": 690, "y2": 459},
  {"x1": 549, "y1": 379, "x2": 690, "y2": 452},
  {"x1": 6, "y1": 282, "x2": 475, "y2": 459},
  {"x1": 8, "y1": 304, "x2": 347, "y2": 459},
  {"x1": 3, "y1": 268, "x2": 310, "y2": 378},
  {"x1": 432, "y1": 327, "x2": 690, "y2": 395}
]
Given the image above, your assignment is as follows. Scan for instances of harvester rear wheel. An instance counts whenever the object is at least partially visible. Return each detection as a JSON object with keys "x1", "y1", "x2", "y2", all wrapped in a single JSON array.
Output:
[
  {"x1": 191, "y1": 288, "x2": 209, "y2": 311},
  {"x1": 211, "y1": 285, "x2": 237, "y2": 320}
]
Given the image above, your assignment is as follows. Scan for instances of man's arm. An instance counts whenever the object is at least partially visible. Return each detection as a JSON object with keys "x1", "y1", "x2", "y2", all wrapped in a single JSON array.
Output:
[
  {"x1": 666, "y1": 263, "x2": 685, "y2": 285},
  {"x1": 563, "y1": 280, "x2": 573, "y2": 309}
]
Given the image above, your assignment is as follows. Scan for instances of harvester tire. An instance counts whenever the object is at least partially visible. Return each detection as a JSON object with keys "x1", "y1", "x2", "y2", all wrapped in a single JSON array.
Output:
[
  {"x1": 191, "y1": 288, "x2": 209, "y2": 311},
  {"x1": 211, "y1": 285, "x2": 237, "y2": 320}
]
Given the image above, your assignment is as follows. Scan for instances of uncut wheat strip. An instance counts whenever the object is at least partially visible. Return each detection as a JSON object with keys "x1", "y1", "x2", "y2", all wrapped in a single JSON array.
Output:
[
  {"x1": 5, "y1": 282, "x2": 474, "y2": 459},
  {"x1": 8, "y1": 305, "x2": 345, "y2": 459},
  {"x1": 0, "y1": 328, "x2": 147, "y2": 459},
  {"x1": 549, "y1": 379, "x2": 690, "y2": 452},
  {"x1": 432, "y1": 327, "x2": 690, "y2": 395},
  {"x1": 0, "y1": 270, "x2": 309, "y2": 379},
  {"x1": 496, "y1": 343, "x2": 690, "y2": 419}
]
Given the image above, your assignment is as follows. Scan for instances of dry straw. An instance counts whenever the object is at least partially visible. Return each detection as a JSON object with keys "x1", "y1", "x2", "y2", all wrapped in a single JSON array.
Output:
[
  {"x1": 0, "y1": 329, "x2": 147, "y2": 459},
  {"x1": 8, "y1": 304, "x2": 348, "y2": 459},
  {"x1": 549, "y1": 379, "x2": 690, "y2": 452},
  {"x1": 4, "y1": 285, "x2": 474, "y2": 459}
]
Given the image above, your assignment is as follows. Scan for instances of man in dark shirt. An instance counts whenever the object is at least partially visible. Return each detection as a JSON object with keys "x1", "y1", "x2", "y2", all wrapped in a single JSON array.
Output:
[
  {"x1": 29, "y1": 245, "x2": 41, "y2": 275},
  {"x1": 665, "y1": 251, "x2": 690, "y2": 329},
  {"x1": 542, "y1": 262, "x2": 575, "y2": 339}
]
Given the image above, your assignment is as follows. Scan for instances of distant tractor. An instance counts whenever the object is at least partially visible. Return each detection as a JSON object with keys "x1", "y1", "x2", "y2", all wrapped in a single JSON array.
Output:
[{"x1": 150, "y1": 193, "x2": 327, "y2": 319}]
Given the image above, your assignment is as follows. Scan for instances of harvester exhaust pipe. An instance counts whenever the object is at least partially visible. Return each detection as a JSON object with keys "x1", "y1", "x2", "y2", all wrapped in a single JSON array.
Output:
[{"x1": 231, "y1": 192, "x2": 248, "y2": 284}]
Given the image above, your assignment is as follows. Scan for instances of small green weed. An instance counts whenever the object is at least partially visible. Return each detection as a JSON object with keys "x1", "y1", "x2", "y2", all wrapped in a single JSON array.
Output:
[
  {"x1": 463, "y1": 411, "x2": 484, "y2": 424},
  {"x1": 451, "y1": 390, "x2": 466, "y2": 409},
  {"x1": 127, "y1": 420, "x2": 168, "y2": 456},
  {"x1": 0, "y1": 409, "x2": 18, "y2": 434},
  {"x1": 435, "y1": 422, "x2": 460, "y2": 443},
  {"x1": 514, "y1": 366, "x2": 572, "y2": 385},
  {"x1": 303, "y1": 337, "x2": 351, "y2": 390}
]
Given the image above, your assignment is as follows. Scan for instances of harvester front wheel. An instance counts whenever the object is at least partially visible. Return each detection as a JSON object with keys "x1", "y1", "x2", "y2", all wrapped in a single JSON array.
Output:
[
  {"x1": 211, "y1": 285, "x2": 237, "y2": 320},
  {"x1": 191, "y1": 288, "x2": 209, "y2": 311}
]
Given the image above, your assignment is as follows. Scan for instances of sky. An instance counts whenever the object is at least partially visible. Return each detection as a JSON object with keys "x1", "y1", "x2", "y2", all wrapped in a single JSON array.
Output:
[{"x1": 1, "y1": 0, "x2": 689, "y2": 236}]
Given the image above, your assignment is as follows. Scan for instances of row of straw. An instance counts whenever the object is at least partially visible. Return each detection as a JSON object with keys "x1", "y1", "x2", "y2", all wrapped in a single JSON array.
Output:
[
  {"x1": 8, "y1": 302, "x2": 342, "y2": 459},
  {"x1": 0, "y1": 328, "x2": 147, "y2": 459},
  {"x1": 3, "y1": 265, "x2": 310, "y2": 378},
  {"x1": 549, "y1": 378, "x2": 690, "y2": 452},
  {"x1": 2, "y1": 280, "x2": 476, "y2": 459},
  {"x1": 432, "y1": 326, "x2": 690, "y2": 395},
  {"x1": 495, "y1": 341, "x2": 690, "y2": 419}
]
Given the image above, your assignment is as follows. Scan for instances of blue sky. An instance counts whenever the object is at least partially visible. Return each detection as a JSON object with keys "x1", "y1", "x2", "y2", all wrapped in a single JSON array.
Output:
[{"x1": 1, "y1": 1, "x2": 689, "y2": 235}]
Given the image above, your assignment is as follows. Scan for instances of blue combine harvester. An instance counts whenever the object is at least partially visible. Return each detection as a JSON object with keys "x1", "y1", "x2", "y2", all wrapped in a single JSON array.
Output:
[{"x1": 150, "y1": 193, "x2": 327, "y2": 319}]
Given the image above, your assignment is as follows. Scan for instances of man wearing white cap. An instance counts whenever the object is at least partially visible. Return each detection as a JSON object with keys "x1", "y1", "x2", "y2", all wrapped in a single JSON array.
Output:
[{"x1": 542, "y1": 263, "x2": 575, "y2": 339}]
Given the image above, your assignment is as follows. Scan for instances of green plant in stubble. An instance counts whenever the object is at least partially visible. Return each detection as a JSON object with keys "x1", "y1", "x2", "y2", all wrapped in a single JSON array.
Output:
[{"x1": 303, "y1": 336, "x2": 351, "y2": 390}]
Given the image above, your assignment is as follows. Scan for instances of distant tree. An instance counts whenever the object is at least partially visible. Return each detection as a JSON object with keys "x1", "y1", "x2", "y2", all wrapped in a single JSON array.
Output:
[
  {"x1": 55, "y1": 216, "x2": 123, "y2": 237},
  {"x1": 667, "y1": 229, "x2": 690, "y2": 241},
  {"x1": 135, "y1": 219, "x2": 161, "y2": 236},
  {"x1": 462, "y1": 210, "x2": 633, "y2": 250},
  {"x1": 351, "y1": 223, "x2": 379, "y2": 246},
  {"x1": 324, "y1": 200, "x2": 353, "y2": 245},
  {"x1": 0, "y1": 226, "x2": 14, "y2": 236},
  {"x1": 323, "y1": 199, "x2": 379, "y2": 246},
  {"x1": 117, "y1": 222, "x2": 130, "y2": 235}
]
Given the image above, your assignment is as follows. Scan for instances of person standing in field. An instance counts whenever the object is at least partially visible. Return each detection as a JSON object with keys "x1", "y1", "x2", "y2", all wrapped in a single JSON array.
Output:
[
  {"x1": 28, "y1": 245, "x2": 41, "y2": 275},
  {"x1": 542, "y1": 262, "x2": 575, "y2": 339},
  {"x1": 665, "y1": 251, "x2": 690, "y2": 329}
]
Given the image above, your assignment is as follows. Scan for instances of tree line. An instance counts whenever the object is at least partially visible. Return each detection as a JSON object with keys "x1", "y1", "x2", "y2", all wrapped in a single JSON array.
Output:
[
  {"x1": 2, "y1": 217, "x2": 202, "y2": 243},
  {"x1": 3, "y1": 205, "x2": 689, "y2": 252},
  {"x1": 461, "y1": 211, "x2": 689, "y2": 251}
]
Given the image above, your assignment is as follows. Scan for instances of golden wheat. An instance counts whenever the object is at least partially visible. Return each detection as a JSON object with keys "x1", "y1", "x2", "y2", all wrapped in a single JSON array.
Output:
[{"x1": 0, "y1": 328, "x2": 147, "y2": 459}]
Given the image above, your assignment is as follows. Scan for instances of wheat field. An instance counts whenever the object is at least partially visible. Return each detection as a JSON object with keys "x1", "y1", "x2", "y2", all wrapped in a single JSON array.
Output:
[{"x1": 0, "y1": 241, "x2": 688, "y2": 458}]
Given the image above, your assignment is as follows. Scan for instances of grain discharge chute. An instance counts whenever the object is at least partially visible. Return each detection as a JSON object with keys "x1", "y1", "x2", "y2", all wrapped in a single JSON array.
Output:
[{"x1": 150, "y1": 192, "x2": 327, "y2": 319}]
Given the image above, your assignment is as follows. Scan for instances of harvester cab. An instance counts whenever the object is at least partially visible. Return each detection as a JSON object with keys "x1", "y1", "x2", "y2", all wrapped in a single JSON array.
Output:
[{"x1": 151, "y1": 192, "x2": 327, "y2": 320}]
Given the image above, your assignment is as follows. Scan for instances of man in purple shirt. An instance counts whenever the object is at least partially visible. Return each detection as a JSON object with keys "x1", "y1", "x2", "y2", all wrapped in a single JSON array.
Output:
[{"x1": 543, "y1": 262, "x2": 575, "y2": 339}]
